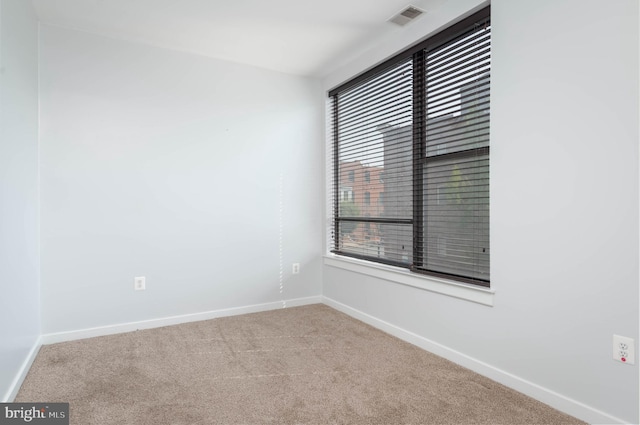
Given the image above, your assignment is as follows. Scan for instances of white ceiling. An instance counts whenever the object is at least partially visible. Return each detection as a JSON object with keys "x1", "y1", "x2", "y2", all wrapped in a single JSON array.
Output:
[{"x1": 32, "y1": 0, "x2": 449, "y2": 77}]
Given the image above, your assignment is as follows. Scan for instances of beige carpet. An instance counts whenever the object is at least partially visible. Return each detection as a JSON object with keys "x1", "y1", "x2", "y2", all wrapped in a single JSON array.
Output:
[{"x1": 17, "y1": 304, "x2": 585, "y2": 424}]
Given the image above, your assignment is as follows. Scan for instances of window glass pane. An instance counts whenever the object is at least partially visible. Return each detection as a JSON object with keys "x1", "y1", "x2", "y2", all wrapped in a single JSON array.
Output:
[
  {"x1": 337, "y1": 59, "x2": 413, "y2": 224},
  {"x1": 333, "y1": 58, "x2": 414, "y2": 266},
  {"x1": 338, "y1": 221, "x2": 412, "y2": 265},
  {"x1": 423, "y1": 154, "x2": 489, "y2": 280},
  {"x1": 426, "y1": 26, "x2": 491, "y2": 157}
]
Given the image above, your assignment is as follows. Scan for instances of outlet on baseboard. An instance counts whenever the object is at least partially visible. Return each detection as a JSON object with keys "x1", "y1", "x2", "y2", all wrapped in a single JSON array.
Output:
[
  {"x1": 613, "y1": 335, "x2": 635, "y2": 364},
  {"x1": 134, "y1": 276, "x2": 146, "y2": 291},
  {"x1": 292, "y1": 263, "x2": 300, "y2": 274}
]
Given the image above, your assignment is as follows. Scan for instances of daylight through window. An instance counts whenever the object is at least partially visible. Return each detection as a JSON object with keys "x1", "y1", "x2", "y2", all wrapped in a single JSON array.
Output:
[{"x1": 329, "y1": 7, "x2": 490, "y2": 287}]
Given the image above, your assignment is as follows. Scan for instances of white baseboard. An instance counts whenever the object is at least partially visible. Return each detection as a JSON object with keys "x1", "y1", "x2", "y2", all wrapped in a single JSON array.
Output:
[
  {"x1": 41, "y1": 296, "x2": 322, "y2": 345},
  {"x1": 322, "y1": 296, "x2": 627, "y2": 425},
  {"x1": 3, "y1": 336, "x2": 42, "y2": 402},
  {"x1": 18, "y1": 295, "x2": 627, "y2": 424}
]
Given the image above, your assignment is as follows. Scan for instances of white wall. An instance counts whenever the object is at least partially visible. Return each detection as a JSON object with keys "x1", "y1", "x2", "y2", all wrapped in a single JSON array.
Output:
[
  {"x1": 39, "y1": 25, "x2": 324, "y2": 334},
  {"x1": 322, "y1": 0, "x2": 639, "y2": 423},
  {"x1": 0, "y1": 0, "x2": 41, "y2": 401}
]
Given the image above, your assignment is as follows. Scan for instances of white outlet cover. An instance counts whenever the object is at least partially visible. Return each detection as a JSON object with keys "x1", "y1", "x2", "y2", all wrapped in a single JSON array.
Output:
[
  {"x1": 613, "y1": 334, "x2": 635, "y2": 364},
  {"x1": 134, "y1": 276, "x2": 146, "y2": 291}
]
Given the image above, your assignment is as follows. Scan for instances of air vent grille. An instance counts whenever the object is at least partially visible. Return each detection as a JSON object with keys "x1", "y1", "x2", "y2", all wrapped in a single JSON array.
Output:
[
  {"x1": 401, "y1": 6, "x2": 422, "y2": 19},
  {"x1": 389, "y1": 5, "x2": 424, "y2": 26}
]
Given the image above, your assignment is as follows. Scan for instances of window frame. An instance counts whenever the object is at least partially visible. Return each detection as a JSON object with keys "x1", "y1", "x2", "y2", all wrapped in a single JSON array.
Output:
[{"x1": 328, "y1": 6, "x2": 491, "y2": 288}]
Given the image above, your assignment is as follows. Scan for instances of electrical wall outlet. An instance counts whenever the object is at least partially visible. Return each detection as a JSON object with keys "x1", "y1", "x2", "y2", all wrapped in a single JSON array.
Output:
[
  {"x1": 613, "y1": 335, "x2": 635, "y2": 364},
  {"x1": 134, "y1": 276, "x2": 146, "y2": 291},
  {"x1": 292, "y1": 263, "x2": 300, "y2": 274}
]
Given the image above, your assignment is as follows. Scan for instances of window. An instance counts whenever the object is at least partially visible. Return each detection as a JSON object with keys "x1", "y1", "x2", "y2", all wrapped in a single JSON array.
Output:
[
  {"x1": 365, "y1": 171, "x2": 370, "y2": 182},
  {"x1": 329, "y1": 7, "x2": 490, "y2": 287},
  {"x1": 340, "y1": 188, "x2": 353, "y2": 202}
]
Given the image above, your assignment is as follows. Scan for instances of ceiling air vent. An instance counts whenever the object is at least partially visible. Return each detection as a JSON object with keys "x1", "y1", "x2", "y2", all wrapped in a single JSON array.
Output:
[{"x1": 388, "y1": 5, "x2": 425, "y2": 26}]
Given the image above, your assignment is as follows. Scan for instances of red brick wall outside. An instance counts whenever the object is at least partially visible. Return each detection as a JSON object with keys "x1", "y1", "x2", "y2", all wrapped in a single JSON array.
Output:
[{"x1": 338, "y1": 161, "x2": 384, "y2": 246}]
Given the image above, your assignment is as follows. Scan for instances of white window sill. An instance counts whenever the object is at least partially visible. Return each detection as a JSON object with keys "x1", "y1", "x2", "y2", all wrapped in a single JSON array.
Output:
[{"x1": 323, "y1": 254, "x2": 495, "y2": 306}]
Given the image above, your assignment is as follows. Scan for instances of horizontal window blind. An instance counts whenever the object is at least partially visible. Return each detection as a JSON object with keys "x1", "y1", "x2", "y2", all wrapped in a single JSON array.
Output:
[
  {"x1": 329, "y1": 6, "x2": 490, "y2": 286},
  {"x1": 329, "y1": 57, "x2": 415, "y2": 266}
]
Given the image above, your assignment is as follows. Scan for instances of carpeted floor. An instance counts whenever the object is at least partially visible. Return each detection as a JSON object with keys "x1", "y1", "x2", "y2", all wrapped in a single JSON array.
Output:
[{"x1": 17, "y1": 304, "x2": 585, "y2": 424}]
